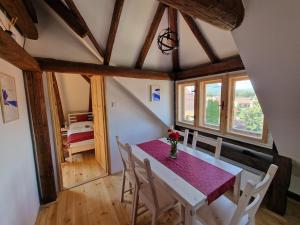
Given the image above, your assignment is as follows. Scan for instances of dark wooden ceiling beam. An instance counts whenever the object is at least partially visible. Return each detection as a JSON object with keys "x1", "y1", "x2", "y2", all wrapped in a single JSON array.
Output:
[
  {"x1": 135, "y1": 3, "x2": 167, "y2": 69},
  {"x1": 176, "y1": 56, "x2": 244, "y2": 80},
  {"x1": 23, "y1": 0, "x2": 38, "y2": 23},
  {"x1": 36, "y1": 58, "x2": 172, "y2": 80},
  {"x1": 0, "y1": 0, "x2": 38, "y2": 39},
  {"x1": 181, "y1": 12, "x2": 219, "y2": 63},
  {"x1": 158, "y1": 0, "x2": 244, "y2": 30},
  {"x1": 81, "y1": 74, "x2": 91, "y2": 83},
  {"x1": 168, "y1": 7, "x2": 180, "y2": 72},
  {"x1": 0, "y1": 28, "x2": 40, "y2": 71},
  {"x1": 64, "y1": 0, "x2": 104, "y2": 58},
  {"x1": 104, "y1": 0, "x2": 124, "y2": 65},
  {"x1": 44, "y1": 0, "x2": 87, "y2": 37},
  {"x1": 52, "y1": 73, "x2": 65, "y2": 127}
]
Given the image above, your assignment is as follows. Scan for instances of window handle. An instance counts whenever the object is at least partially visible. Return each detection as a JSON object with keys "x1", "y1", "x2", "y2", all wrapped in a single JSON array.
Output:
[{"x1": 219, "y1": 101, "x2": 225, "y2": 110}]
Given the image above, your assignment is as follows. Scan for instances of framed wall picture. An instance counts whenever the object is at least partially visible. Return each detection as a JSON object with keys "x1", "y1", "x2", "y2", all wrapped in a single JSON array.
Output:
[
  {"x1": 0, "y1": 73, "x2": 18, "y2": 123},
  {"x1": 150, "y1": 85, "x2": 160, "y2": 102}
]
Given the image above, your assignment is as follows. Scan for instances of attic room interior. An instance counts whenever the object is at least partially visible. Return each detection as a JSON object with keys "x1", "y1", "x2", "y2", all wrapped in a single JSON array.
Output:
[{"x1": 0, "y1": 0, "x2": 299, "y2": 225}]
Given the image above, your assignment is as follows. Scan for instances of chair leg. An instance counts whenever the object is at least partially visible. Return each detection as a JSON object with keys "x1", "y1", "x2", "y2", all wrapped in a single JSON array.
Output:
[
  {"x1": 129, "y1": 182, "x2": 133, "y2": 194},
  {"x1": 120, "y1": 170, "x2": 126, "y2": 202},
  {"x1": 180, "y1": 204, "x2": 185, "y2": 225},
  {"x1": 131, "y1": 186, "x2": 139, "y2": 225},
  {"x1": 151, "y1": 212, "x2": 158, "y2": 225}
]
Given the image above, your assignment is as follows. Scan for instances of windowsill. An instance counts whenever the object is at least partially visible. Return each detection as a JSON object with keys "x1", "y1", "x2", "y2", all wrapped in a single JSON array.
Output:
[{"x1": 176, "y1": 122, "x2": 273, "y2": 149}]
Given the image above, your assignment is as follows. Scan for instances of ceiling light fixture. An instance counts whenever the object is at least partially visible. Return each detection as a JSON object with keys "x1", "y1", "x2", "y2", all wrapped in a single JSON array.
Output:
[{"x1": 157, "y1": 27, "x2": 179, "y2": 55}]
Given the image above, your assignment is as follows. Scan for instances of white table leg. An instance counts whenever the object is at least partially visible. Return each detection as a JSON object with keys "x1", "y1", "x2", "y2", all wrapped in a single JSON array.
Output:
[
  {"x1": 184, "y1": 205, "x2": 196, "y2": 225},
  {"x1": 233, "y1": 172, "x2": 241, "y2": 203}
]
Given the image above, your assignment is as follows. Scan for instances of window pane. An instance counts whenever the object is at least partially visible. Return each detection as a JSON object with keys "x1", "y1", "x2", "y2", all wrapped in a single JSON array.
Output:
[
  {"x1": 231, "y1": 79, "x2": 264, "y2": 138},
  {"x1": 178, "y1": 84, "x2": 195, "y2": 124},
  {"x1": 201, "y1": 82, "x2": 221, "y2": 129}
]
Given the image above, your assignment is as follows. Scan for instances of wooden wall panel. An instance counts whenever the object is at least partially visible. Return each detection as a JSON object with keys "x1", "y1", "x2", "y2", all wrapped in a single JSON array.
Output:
[
  {"x1": 91, "y1": 76, "x2": 109, "y2": 173},
  {"x1": 46, "y1": 72, "x2": 64, "y2": 190},
  {"x1": 23, "y1": 71, "x2": 57, "y2": 203}
]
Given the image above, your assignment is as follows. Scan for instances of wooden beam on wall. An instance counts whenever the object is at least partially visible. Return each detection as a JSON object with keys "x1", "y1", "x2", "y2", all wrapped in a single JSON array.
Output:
[
  {"x1": 158, "y1": 0, "x2": 244, "y2": 30},
  {"x1": 168, "y1": 7, "x2": 180, "y2": 72},
  {"x1": 0, "y1": 28, "x2": 40, "y2": 71},
  {"x1": 135, "y1": 3, "x2": 166, "y2": 69},
  {"x1": 23, "y1": 0, "x2": 38, "y2": 23},
  {"x1": 36, "y1": 58, "x2": 172, "y2": 80},
  {"x1": 52, "y1": 73, "x2": 65, "y2": 127},
  {"x1": 44, "y1": 0, "x2": 87, "y2": 37},
  {"x1": 176, "y1": 56, "x2": 244, "y2": 80},
  {"x1": 181, "y1": 12, "x2": 219, "y2": 63},
  {"x1": 81, "y1": 74, "x2": 91, "y2": 83},
  {"x1": 23, "y1": 71, "x2": 57, "y2": 204},
  {"x1": 0, "y1": 0, "x2": 38, "y2": 39},
  {"x1": 104, "y1": 0, "x2": 124, "y2": 65},
  {"x1": 64, "y1": 0, "x2": 104, "y2": 58}
]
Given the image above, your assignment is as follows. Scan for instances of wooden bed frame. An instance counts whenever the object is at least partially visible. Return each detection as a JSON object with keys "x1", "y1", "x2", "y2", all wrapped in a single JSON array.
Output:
[{"x1": 67, "y1": 112, "x2": 94, "y2": 161}]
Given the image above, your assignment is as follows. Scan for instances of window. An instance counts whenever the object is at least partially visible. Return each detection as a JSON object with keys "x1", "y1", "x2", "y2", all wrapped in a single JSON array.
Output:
[
  {"x1": 228, "y1": 76, "x2": 265, "y2": 139},
  {"x1": 176, "y1": 74, "x2": 268, "y2": 144},
  {"x1": 199, "y1": 79, "x2": 222, "y2": 130},
  {"x1": 177, "y1": 82, "x2": 195, "y2": 125}
]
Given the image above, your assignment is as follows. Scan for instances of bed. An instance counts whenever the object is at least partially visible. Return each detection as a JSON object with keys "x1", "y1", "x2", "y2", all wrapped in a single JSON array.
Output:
[{"x1": 67, "y1": 112, "x2": 94, "y2": 161}]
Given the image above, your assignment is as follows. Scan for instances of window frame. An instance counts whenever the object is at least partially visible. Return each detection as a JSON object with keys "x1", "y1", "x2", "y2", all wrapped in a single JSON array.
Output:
[
  {"x1": 227, "y1": 74, "x2": 269, "y2": 142},
  {"x1": 176, "y1": 81, "x2": 197, "y2": 126},
  {"x1": 198, "y1": 77, "x2": 224, "y2": 132},
  {"x1": 176, "y1": 73, "x2": 269, "y2": 145}
]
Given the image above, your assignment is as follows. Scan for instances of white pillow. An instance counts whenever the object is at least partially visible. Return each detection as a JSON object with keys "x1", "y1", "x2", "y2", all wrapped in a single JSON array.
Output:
[{"x1": 69, "y1": 121, "x2": 93, "y2": 130}]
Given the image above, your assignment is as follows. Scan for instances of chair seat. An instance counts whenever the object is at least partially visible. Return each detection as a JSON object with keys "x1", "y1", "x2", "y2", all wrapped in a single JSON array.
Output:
[
  {"x1": 139, "y1": 179, "x2": 177, "y2": 212},
  {"x1": 196, "y1": 196, "x2": 249, "y2": 225}
]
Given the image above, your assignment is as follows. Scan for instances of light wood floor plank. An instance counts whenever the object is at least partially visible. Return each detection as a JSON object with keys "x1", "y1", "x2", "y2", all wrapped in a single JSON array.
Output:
[{"x1": 61, "y1": 151, "x2": 106, "y2": 189}]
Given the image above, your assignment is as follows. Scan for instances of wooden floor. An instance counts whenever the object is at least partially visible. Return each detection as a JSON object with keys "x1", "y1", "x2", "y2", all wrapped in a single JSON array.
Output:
[
  {"x1": 61, "y1": 150, "x2": 106, "y2": 189},
  {"x1": 36, "y1": 173, "x2": 300, "y2": 225}
]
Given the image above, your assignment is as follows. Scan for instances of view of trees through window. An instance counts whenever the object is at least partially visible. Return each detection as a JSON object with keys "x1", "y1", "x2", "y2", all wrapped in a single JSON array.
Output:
[
  {"x1": 203, "y1": 82, "x2": 221, "y2": 129},
  {"x1": 231, "y1": 79, "x2": 264, "y2": 138}
]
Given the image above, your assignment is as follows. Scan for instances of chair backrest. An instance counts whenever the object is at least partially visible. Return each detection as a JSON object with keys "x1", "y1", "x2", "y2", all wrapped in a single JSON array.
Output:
[
  {"x1": 169, "y1": 126, "x2": 189, "y2": 146},
  {"x1": 192, "y1": 131, "x2": 223, "y2": 159},
  {"x1": 130, "y1": 154, "x2": 160, "y2": 209},
  {"x1": 229, "y1": 164, "x2": 278, "y2": 225},
  {"x1": 116, "y1": 136, "x2": 132, "y2": 171}
]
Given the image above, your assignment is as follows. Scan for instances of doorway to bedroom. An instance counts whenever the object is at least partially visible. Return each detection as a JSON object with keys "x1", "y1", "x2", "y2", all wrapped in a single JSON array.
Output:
[{"x1": 46, "y1": 72, "x2": 109, "y2": 190}]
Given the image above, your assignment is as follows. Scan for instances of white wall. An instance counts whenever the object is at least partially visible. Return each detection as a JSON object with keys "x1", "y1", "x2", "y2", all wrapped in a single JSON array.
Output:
[
  {"x1": 232, "y1": 0, "x2": 300, "y2": 194},
  {"x1": 106, "y1": 78, "x2": 169, "y2": 173},
  {"x1": 114, "y1": 77, "x2": 174, "y2": 126},
  {"x1": 0, "y1": 16, "x2": 40, "y2": 224},
  {"x1": 56, "y1": 73, "x2": 90, "y2": 120}
]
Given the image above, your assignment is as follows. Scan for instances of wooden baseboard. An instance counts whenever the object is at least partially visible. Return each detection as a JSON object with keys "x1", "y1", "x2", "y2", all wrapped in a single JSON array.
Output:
[{"x1": 288, "y1": 191, "x2": 300, "y2": 202}]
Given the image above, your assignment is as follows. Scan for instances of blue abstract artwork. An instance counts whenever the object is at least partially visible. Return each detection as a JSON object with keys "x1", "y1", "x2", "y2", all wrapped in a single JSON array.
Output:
[
  {"x1": 0, "y1": 73, "x2": 19, "y2": 123},
  {"x1": 151, "y1": 85, "x2": 160, "y2": 102}
]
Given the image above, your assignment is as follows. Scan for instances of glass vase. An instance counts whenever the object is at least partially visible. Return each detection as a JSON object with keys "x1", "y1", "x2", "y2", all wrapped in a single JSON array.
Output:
[{"x1": 170, "y1": 143, "x2": 178, "y2": 159}]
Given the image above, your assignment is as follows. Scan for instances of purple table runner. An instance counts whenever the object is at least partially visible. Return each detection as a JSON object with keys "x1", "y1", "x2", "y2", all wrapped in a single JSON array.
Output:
[{"x1": 137, "y1": 140, "x2": 236, "y2": 204}]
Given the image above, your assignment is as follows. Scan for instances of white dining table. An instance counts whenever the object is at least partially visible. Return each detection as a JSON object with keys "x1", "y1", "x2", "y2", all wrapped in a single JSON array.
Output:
[{"x1": 131, "y1": 138, "x2": 243, "y2": 225}]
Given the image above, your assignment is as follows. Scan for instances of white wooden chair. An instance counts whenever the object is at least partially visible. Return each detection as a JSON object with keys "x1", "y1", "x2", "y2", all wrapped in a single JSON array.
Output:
[
  {"x1": 192, "y1": 130, "x2": 223, "y2": 159},
  {"x1": 195, "y1": 164, "x2": 278, "y2": 225},
  {"x1": 170, "y1": 125, "x2": 189, "y2": 146},
  {"x1": 116, "y1": 136, "x2": 134, "y2": 202},
  {"x1": 130, "y1": 152, "x2": 179, "y2": 225}
]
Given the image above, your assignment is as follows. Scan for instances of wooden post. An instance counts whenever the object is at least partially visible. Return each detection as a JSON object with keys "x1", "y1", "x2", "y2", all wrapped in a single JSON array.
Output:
[
  {"x1": 52, "y1": 73, "x2": 65, "y2": 127},
  {"x1": 24, "y1": 71, "x2": 57, "y2": 204}
]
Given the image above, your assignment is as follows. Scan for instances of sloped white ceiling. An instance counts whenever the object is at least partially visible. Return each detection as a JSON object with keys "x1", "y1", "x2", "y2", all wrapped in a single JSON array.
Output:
[
  {"x1": 232, "y1": 0, "x2": 300, "y2": 183},
  {"x1": 26, "y1": 0, "x2": 239, "y2": 72},
  {"x1": 25, "y1": 0, "x2": 98, "y2": 63}
]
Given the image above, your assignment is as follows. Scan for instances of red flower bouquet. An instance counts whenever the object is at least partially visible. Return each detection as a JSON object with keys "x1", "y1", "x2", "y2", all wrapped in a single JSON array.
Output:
[{"x1": 167, "y1": 129, "x2": 180, "y2": 158}]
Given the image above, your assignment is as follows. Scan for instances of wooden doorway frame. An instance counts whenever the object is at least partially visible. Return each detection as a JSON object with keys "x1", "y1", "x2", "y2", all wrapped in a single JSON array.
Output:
[{"x1": 46, "y1": 72, "x2": 110, "y2": 191}]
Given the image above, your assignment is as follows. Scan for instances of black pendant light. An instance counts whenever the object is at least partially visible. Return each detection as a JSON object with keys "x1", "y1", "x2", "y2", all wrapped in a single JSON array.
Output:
[{"x1": 157, "y1": 14, "x2": 179, "y2": 55}]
